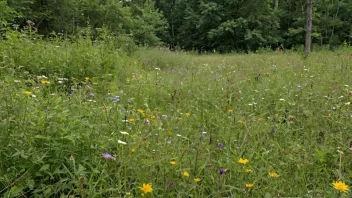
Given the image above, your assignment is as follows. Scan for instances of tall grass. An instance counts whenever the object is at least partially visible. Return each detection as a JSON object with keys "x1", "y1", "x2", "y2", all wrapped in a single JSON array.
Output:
[{"x1": 1, "y1": 35, "x2": 352, "y2": 197}]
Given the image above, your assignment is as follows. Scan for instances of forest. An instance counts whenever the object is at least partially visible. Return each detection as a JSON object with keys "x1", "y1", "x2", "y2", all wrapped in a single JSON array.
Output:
[{"x1": 1, "y1": 0, "x2": 352, "y2": 52}]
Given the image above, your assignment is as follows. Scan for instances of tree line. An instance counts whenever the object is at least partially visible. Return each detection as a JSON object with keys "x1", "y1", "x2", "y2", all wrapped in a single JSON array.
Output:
[{"x1": 1, "y1": 0, "x2": 351, "y2": 52}]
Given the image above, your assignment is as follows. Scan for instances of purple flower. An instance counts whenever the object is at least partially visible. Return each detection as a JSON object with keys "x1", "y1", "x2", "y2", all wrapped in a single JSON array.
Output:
[
  {"x1": 220, "y1": 168, "x2": 225, "y2": 175},
  {"x1": 297, "y1": 85, "x2": 301, "y2": 88},
  {"x1": 12, "y1": 24, "x2": 19, "y2": 30},
  {"x1": 217, "y1": 143, "x2": 224, "y2": 149},
  {"x1": 167, "y1": 182, "x2": 174, "y2": 187},
  {"x1": 103, "y1": 153, "x2": 116, "y2": 160},
  {"x1": 111, "y1": 96, "x2": 120, "y2": 102}
]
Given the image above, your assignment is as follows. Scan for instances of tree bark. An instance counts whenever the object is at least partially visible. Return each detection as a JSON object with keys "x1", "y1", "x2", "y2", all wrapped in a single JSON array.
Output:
[{"x1": 305, "y1": 0, "x2": 313, "y2": 57}]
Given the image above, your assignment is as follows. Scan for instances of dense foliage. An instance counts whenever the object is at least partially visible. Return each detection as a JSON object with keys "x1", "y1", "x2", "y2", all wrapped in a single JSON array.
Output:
[{"x1": 1, "y1": 0, "x2": 352, "y2": 52}]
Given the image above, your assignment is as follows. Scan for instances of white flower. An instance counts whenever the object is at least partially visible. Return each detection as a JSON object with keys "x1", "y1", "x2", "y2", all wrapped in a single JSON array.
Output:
[
  {"x1": 176, "y1": 134, "x2": 182, "y2": 137},
  {"x1": 279, "y1": 98, "x2": 285, "y2": 101},
  {"x1": 118, "y1": 140, "x2": 127, "y2": 145},
  {"x1": 345, "y1": 102, "x2": 351, "y2": 106},
  {"x1": 122, "y1": 120, "x2": 128, "y2": 122},
  {"x1": 120, "y1": 131, "x2": 129, "y2": 135},
  {"x1": 248, "y1": 104, "x2": 253, "y2": 106},
  {"x1": 155, "y1": 67, "x2": 161, "y2": 70}
]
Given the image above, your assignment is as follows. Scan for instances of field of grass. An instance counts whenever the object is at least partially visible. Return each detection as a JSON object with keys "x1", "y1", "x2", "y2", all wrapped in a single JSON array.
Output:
[{"x1": 1, "y1": 36, "x2": 352, "y2": 197}]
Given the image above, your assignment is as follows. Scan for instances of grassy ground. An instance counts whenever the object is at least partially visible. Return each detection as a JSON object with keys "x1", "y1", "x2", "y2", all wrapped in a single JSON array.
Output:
[{"x1": 1, "y1": 37, "x2": 352, "y2": 197}]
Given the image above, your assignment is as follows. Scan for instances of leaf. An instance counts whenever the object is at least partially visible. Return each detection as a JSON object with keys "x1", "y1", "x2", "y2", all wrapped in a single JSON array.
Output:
[{"x1": 39, "y1": 164, "x2": 50, "y2": 172}]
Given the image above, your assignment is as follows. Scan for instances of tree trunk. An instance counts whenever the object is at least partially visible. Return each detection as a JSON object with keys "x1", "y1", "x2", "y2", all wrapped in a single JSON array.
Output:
[
  {"x1": 274, "y1": 0, "x2": 279, "y2": 9},
  {"x1": 305, "y1": 0, "x2": 313, "y2": 57}
]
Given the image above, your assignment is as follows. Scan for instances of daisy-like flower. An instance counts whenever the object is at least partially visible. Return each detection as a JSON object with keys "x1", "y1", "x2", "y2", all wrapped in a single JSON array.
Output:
[
  {"x1": 183, "y1": 171, "x2": 189, "y2": 177},
  {"x1": 24, "y1": 91, "x2": 33, "y2": 95},
  {"x1": 332, "y1": 181, "x2": 349, "y2": 193},
  {"x1": 185, "y1": 113, "x2": 191, "y2": 117},
  {"x1": 138, "y1": 183, "x2": 153, "y2": 194},
  {"x1": 238, "y1": 158, "x2": 249, "y2": 165},
  {"x1": 245, "y1": 169, "x2": 252, "y2": 173},
  {"x1": 170, "y1": 161, "x2": 176, "y2": 165},
  {"x1": 194, "y1": 178, "x2": 201, "y2": 182},
  {"x1": 85, "y1": 77, "x2": 91, "y2": 81},
  {"x1": 118, "y1": 140, "x2": 127, "y2": 145},
  {"x1": 228, "y1": 109, "x2": 233, "y2": 113},
  {"x1": 128, "y1": 118, "x2": 135, "y2": 123},
  {"x1": 268, "y1": 172, "x2": 279, "y2": 177},
  {"x1": 246, "y1": 183, "x2": 254, "y2": 188},
  {"x1": 138, "y1": 109, "x2": 145, "y2": 113}
]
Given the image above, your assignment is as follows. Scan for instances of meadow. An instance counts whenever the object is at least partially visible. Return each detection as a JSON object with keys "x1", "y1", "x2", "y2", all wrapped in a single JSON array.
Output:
[{"x1": 0, "y1": 35, "x2": 352, "y2": 197}]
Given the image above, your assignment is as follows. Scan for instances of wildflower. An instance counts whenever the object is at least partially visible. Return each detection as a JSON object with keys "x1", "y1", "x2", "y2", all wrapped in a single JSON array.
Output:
[
  {"x1": 245, "y1": 169, "x2": 252, "y2": 173},
  {"x1": 289, "y1": 115, "x2": 295, "y2": 119},
  {"x1": 126, "y1": 192, "x2": 131, "y2": 195},
  {"x1": 170, "y1": 161, "x2": 176, "y2": 165},
  {"x1": 24, "y1": 91, "x2": 33, "y2": 95},
  {"x1": 258, "y1": 118, "x2": 263, "y2": 121},
  {"x1": 167, "y1": 131, "x2": 172, "y2": 136},
  {"x1": 194, "y1": 178, "x2": 201, "y2": 182},
  {"x1": 120, "y1": 131, "x2": 129, "y2": 135},
  {"x1": 183, "y1": 171, "x2": 189, "y2": 177},
  {"x1": 85, "y1": 77, "x2": 91, "y2": 81},
  {"x1": 118, "y1": 140, "x2": 127, "y2": 145},
  {"x1": 138, "y1": 183, "x2": 153, "y2": 194},
  {"x1": 26, "y1": 20, "x2": 35, "y2": 26},
  {"x1": 275, "y1": 114, "x2": 278, "y2": 117},
  {"x1": 268, "y1": 172, "x2": 279, "y2": 177},
  {"x1": 238, "y1": 158, "x2": 249, "y2": 165},
  {"x1": 162, "y1": 115, "x2": 168, "y2": 119},
  {"x1": 186, "y1": 113, "x2": 191, "y2": 117},
  {"x1": 332, "y1": 181, "x2": 349, "y2": 193},
  {"x1": 217, "y1": 143, "x2": 224, "y2": 149},
  {"x1": 228, "y1": 109, "x2": 233, "y2": 113},
  {"x1": 111, "y1": 96, "x2": 120, "y2": 102},
  {"x1": 138, "y1": 109, "x2": 145, "y2": 113},
  {"x1": 130, "y1": 148, "x2": 135, "y2": 153},
  {"x1": 178, "y1": 117, "x2": 182, "y2": 120},
  {"x1": 168, "y1": 182, "x2": 174, "y2": 187},
  {"x1": 219, "y1": 168, "x2": 225, "y2": 175},
  {"x1": 132, "y1": 75, "x2": 136, "y2": 79},
  {"x1": 69, "y1": 155, "x2": 74, "y2": 161},
  {"x1": 41, "y1": 80, "x2": 50, "y2": 85},
  {"x1": 128, "y1": 118, "x2": 135, "y2": 123},
  {"x1": 297, "y1": 85, "x2": 301, "y2": 88},
  {"x1": 246, "y1": 183, "x2": 254, "y2": 188},
  {"x1": 103, "y1": 153, "x2": 116, "y2": 160},
  {"x1": 14, "y1": 80, "x2": 21, "y2": 83}
]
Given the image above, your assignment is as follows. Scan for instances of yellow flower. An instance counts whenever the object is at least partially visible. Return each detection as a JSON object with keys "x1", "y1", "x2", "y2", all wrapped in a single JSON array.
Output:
[
  {"x1": 178, "y1": 117, "x2": 182, "y2": 120},
  {"x1": 167, "y1": 131, "x2": 172, "y2": 136},
  {"x1": 245, "y1": 169, "x2": 252, "y2": 173},
  {"x1": 194, "y1": 178, "x2": 201, "y2": 182},
  {"x1": 183, "y1": 171, "x2": 189, "y2": 177},
  {"x1": 138, "y1": 109, "x2": 145, "y2": 113},
  {"x1": 332, "y1": 181, "x2": 349, "y2": 193},
  {"x1": 130, "y1": 149, "x2": 135, "y2": 153},
  {"x1": 128, "y1": 118, "x2": 135, "y2": 123},
  {"x1": 170, "y1": 161, "x2": 176, "y2": 165},
  {"x1": 228, "y1": 109, "x2": 233, "y2": 113},
  {"x1": 185, "y1": 113, "x2": 191, "y2": 117},
  {"x1": 238, "y1": 158, "x2": 249, "y2": 165},
  {"x1": 138, "y1": 183, "x2": 153, "y2": 194},
  {"x1": 258, "y1": 118, "x2": 263, "y2": 121},
  {"x1": 132, "y1": 75, "x2": 136, "y2": 79},
  {"x1": 41, "y1": 80, "x2": 50, "y2": 85},
  {"x1": 246, "y1": 183, "x2": 254, "y2": 188},
  {"x1": 24, "y1": 91, "x2": 32, "y2": 95},
  {"x1": 268, "y1": 172, "x2": 279, "y2": 177},
  {"x1": 126, "y1": 192, "x2": 131, "y2": 195},
  {"x1": 85, "y1": 77, "x2": 91, "y2": 81},
  {"x1": 274, "y1": 114, "x2": 279, "y2": 117}
]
